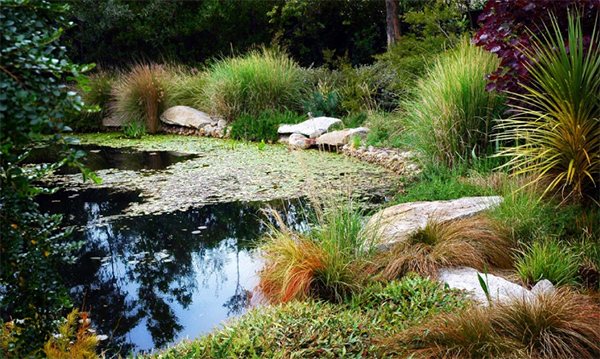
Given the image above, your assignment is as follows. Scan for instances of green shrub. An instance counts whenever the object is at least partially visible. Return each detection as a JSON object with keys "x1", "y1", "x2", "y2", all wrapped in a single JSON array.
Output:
[
  {"x1": 151, "y1": 277, "x2": 466, "y2": 359},
  {"x1": 363, "y1": 111, "x2": 405, "y2": 148},
  {"x1": 229, "y1": 110, "x2": 304, "y2": 142},
  {"x1": 516, "y1": 239, "x2": 580, "y2": 287},
  {"x1": 373, "y1": 35, "x2": 449, "y2": 100},
  {"x1": 402, "y1": 40, "x2": 505, "y2": 168},
  {"x1": 302, "y1": 90, "x2": 341, "y2": 117},
  {"x1": 111, "y1": 63, "x2": 167, "y2": 134},
  {"x1": 496, "y1": 14, "x2": 600, "y2": 203},
  {"x1": 66, "y1": 70, "x2": 116, "y2": 131},
  {"x1": 202, "y1": 48, "x2": 306, "y2": 120},
  {"x1": 122, "y1": 120, "x2": 146, "y2": 139}
]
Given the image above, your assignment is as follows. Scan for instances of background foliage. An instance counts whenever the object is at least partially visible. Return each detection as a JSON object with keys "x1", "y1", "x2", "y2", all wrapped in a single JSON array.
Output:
[{"x1": 0, "y1": 1, "x2": 94, "y2": 356}]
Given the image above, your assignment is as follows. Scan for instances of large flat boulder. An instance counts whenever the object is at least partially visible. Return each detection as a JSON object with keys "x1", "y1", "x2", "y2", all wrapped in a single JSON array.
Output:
[
  {"x1": 366, "y1": 196, "x2": 502, "y2": 246},
  {"x1": 316, "y1": 127, "x2": 369, "y2": 147},
  {"x1": 439, "y1": 267, "x2": 534, "y2": 305},
  {"x1": 160, "y1": 106, "x2": 217, "y2": 129},
  {"x1": 278, "y1": 117, "x2": 342, "y2": 138}
]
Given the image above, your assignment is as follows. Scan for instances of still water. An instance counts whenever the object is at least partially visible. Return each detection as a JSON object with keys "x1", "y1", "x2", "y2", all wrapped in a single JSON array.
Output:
[{"x1": 37, "y1": 188, "x2": 310, "y2": 355}]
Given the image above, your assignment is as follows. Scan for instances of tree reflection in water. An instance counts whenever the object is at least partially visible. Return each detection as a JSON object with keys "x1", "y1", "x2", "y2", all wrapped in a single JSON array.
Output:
[{"x1": 40, "y1": 191, "x2": 310, "y2": 356}]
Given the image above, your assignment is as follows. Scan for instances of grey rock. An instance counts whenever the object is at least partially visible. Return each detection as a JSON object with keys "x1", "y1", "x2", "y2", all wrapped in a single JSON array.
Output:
[
  {"x1": 160, "y1": 106, "x2": 217, "y2": 129},
  {"x1": 278, "y1": 117, "x2": 342, "y2": 138},
  {"x1": 102, "y1": 116, "x2": 126, "y2": 128},
  {"x1": 316, "y1": 127, "x2": 369, "y2": 147},
  {"x1": 287, "y1": 133, "x2": 314, "y2": 150},
  {"x1": 217, "y1": 119, "x2": 228, "y2": 129},
  {"x1": 531, "y1": 279, "x2": 556, "y2": 295},
  {"x1": 439, "y1": 266, "x2": 533, "y2": 305},
  {"x1": 366, "y1": 196, "x2": 502, "y2": 246}
]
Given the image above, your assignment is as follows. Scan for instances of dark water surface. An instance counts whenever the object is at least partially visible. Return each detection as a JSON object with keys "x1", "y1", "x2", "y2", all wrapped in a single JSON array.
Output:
[
  {"x1": 37, "y1": 189, "x2": 310, "y2": 355},
  {"x1": 28, "y1": 144, "x2": 197, "y2": 173}
]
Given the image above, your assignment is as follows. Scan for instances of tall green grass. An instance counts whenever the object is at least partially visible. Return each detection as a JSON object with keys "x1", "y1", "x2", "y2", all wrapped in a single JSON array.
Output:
[
  {"x1": 66, "y1": 70, "x2": 116, "y2": 131},
  {"x1": 402, "y1": 40, "x2": 505, "y2": 168},
  {"x1": 496, "y1": 14, "x2": 600, "y2": 203},
  {"x1": 516, "y1": 239, "x2": 580, "y2": 287},
  {"x1": 163, "y1": 66, "x2": 207, "y2": 109},
  {"x1": 202, "y1": 49, "x2": 306, "y2": 121}
]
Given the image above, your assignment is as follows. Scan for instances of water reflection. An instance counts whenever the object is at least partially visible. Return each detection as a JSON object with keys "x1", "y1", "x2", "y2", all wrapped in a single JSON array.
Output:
[
  {"x1": 37, "y1": 190, "x2": 310, "y2": 355},
  {"x1": 28, "y1": 144, "x2": 197, "y2": 173}
]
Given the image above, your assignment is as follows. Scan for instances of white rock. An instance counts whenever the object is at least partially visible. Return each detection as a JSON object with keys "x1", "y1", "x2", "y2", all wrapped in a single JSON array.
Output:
[
  {"x1": 531, "y1": 279, "x2": 555, "y2": 295},
  {"x1": 217, "y1": 119, "x2": 228, "y2": 129},
  {"x1": 160, "y1": 106, "x2": 217, "y2": 129},
  {"x1": 287, "y1": 133, "x2": 313, "y2": 150},
  {"x1": 316, "y1": 127, "x2": 369, "y2": 147},
  {"x1": 102, "y1": 116, "x2": 126, "y2": 128},
  {"x1": 439, "y1": 266, "x2": 533, "y2": 305},
  {"x1": 278, "y1": 117, "x2": 342, "y2": 138},
  {"x1": 366, "y1": 196, "x2": 502, "y2": 246}
]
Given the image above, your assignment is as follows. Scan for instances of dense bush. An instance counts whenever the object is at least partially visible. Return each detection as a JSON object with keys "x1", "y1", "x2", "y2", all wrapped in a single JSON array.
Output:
[
  {"x1": 229, "y1": 110, "x2": 304, "y2": 142},
  {"x1": 0, "y1": 1, "x2": 95, "y2": 356},
  {"x1": 111, "y1": 63, "x2": 167, "y2": 133},
  {"x1": 202, "y1": 49, "x2": 306, "y2": 121},
  {"x1": 402, "y1": 40, "x2": 505, "y2": 168},
  {"x1": 496, "y1": 14, "x2": 600, "y2": 203},
  {"x1": 474, "y1": 0, "x2": 599, "y2": 93}
]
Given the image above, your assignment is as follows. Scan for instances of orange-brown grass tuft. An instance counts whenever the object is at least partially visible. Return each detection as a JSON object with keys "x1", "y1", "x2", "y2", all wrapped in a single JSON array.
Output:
[
  {"x1": 111, "y1": 63, "x2": 167, "y2": 133},
  {"x1": 258, "y1": 231, "x2": 326, "y2": 303},
  {"x1": 496, "y1": 289, "x2": 600, "y2": 358},
  {"x1": 385, "y1": 289, "x2": 600, "y2": 359},
  {"x1": 374, "y1": 216, "x2": 513, "y2": 280}
]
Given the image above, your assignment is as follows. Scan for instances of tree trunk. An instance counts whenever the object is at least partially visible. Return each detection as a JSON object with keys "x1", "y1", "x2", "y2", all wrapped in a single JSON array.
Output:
[{"x1": 385, "y1": 0, "x2": 401, "y2": 48}]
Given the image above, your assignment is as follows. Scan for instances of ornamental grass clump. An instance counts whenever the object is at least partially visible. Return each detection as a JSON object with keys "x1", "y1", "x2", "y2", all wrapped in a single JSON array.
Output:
[
  {"x1": 496, "y1": 13, "x2": 600, "y2": 203},
  {"x1": 402, "y1": 40, "x2": 505, "y2": 168},
  {"x1": 516, "y1": 239, "x2": 580, "y2": 287},
  {"x1": 202, "y1": 48, "x2": 306, "y2": 121},
  {"x1": 163, "y1": 66, "x2": 206, "y2": 109},
  {"x1": 259, "y1": 202, "x2": 374, "y2": 304},
  {"x1": 111, "y1": 63, "x2": 167, "y2": 134},
  {"x1": 374, "y1": 216, "x2": 513, "y2": 280},
  {"x1": 389, "y1": 289, "x2": 600, "y2": 358}
]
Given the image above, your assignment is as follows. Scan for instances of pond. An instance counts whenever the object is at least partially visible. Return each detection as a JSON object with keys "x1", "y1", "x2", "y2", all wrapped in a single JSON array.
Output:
[
  {"x1": 34, "y1": 135, "x2": 399, "y2": 355},
  {"x1": 28, "y1": 144, "x2": 198, "y2": 174},
  {"x1": 37, "y1": 189, "x2": 311, "y2": 355}
]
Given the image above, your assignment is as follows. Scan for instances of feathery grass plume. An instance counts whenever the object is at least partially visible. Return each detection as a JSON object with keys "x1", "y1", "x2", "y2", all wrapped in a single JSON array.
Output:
[
  {"x1": 516, "y1": 239, "x2": 580, "y2": 287},
  {"x1": 374, "y1": 216, "x2": 513, "y2": 280},
  {"x1": 202, "y1": 48, "x2": 306, "y2": 121},
  {"x1": 389, "y1": 289, "x2": 600, "y2": 359},
  {"x1": 402, "y1": 39, "x2": 505, "y2": 168},
  {"x1": 43, "y1": 309, "x2": 99, "y2": 359},
  {"x1": 495, "y1": 13, "x2": 600, "y2": 203},
  {"x1": 258, "y1": 200, "x2": 374, "y2": 304},
  {"x1": 111, "y1": 63, "x2": 167, "y2": 133}
]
